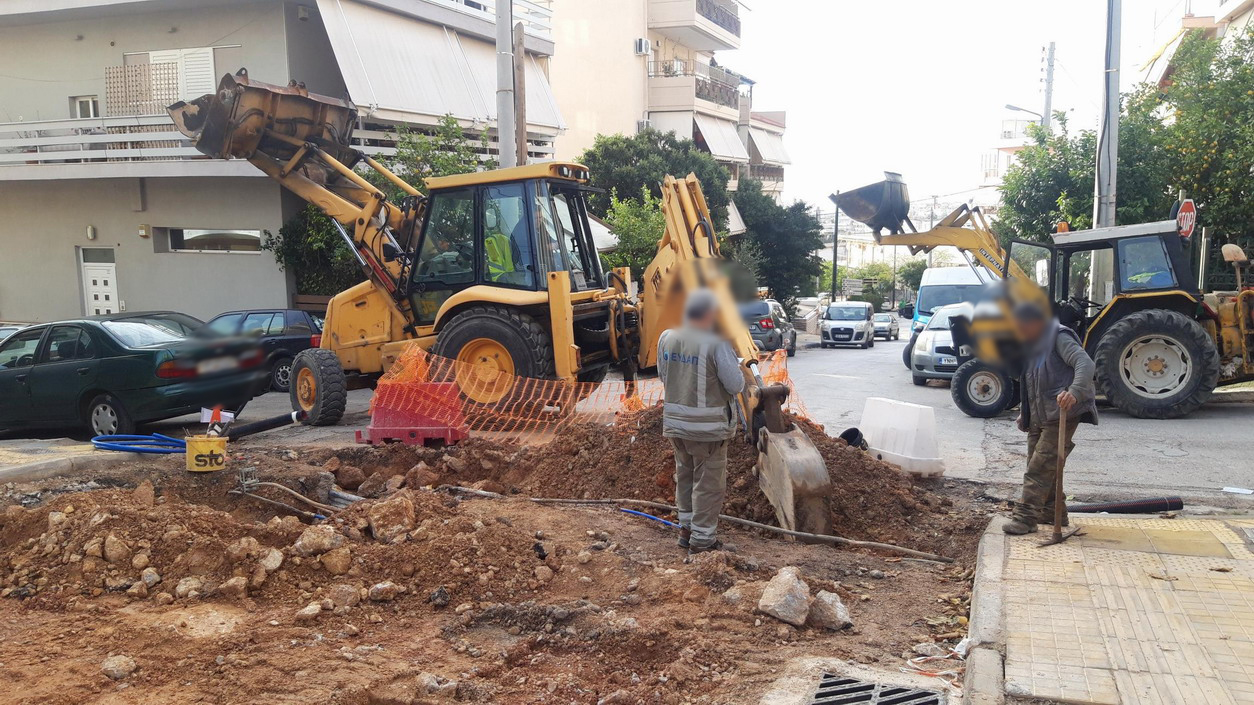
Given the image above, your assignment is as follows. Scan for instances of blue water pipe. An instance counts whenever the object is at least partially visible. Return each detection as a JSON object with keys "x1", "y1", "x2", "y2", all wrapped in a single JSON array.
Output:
[
  {"x1": 619, "y1": 507, "x2": 681, "y2": 529},
  {"x1": 91, "y1": 433, "x2": 187, "y2": 454}
]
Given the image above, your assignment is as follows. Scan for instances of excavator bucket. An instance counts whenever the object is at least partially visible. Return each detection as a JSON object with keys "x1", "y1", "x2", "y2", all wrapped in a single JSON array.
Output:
[
  {"x1": 832, "y1": 172, "x2": 912, "y2": 235},
  {"x1": 168, "y1": 68, "x2": 358, "y2": 165},
  {"x1": 756, "y1": 425, "x2": 832, "y2": 536}
]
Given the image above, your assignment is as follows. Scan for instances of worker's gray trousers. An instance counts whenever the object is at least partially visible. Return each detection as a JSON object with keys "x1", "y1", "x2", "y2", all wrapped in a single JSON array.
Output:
[
  {"x1": 671, "y1": 437, "x2": 729, "y2": 547},
  {"x1": 1013, "y1": 422, "x2": 1078, "y2": 527}
]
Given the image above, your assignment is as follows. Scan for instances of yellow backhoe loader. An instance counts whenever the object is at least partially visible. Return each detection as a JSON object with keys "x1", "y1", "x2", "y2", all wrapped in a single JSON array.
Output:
[
  {"x1": 835, "y1": 173, "x2": 1254, "y2": 420},
  {"x1": 169, "y1": 70, "x2": 830, "y2": 533}
]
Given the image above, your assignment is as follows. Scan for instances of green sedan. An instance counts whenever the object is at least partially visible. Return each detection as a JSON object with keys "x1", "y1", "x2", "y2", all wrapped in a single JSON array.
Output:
[{"x1": 0, "y1": 312, "x2": 268, "y2": 436}]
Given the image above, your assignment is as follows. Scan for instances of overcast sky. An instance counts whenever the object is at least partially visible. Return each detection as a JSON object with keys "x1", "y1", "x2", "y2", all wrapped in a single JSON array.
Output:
[{"x1": 720, "y1": 0, "x2": 1195, "y2": 212}]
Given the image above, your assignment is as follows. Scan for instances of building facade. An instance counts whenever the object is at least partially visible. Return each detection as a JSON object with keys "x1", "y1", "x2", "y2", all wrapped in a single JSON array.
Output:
[
  {"x1": 0, "y1": 0, "x2": 563, "y2": 324},
  {"x1": 549, "y1": 0, "x2": 790, "y2": 203}
]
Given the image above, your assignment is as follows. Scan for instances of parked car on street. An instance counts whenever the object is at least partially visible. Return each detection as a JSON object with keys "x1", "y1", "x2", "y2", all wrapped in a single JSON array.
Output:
[
  {"x1": 0, "y1": 325, "x2": 23, "y2": 342},
  {"x1": 909, "y1": 302, "x2": 972, "y2": 385},
  {"x1": 739, "y1": 300, "x2": 796, "y2": 356},
  {"x1": 819, "y1": 301, "x2": 876, "y2": 349},
  {"x1": 872, "y1": 313, "x2": 900, "y2": 340},
  {"x1": 0, "y1": 314, "x2": 268, "y2": 436},
  {"x1": 204, "y1": 309, "x2": 324, "y2": 391}
]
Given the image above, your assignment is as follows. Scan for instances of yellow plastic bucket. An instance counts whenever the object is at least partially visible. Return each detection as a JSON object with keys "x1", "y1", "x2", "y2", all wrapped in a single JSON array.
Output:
[{"x1": 185, "y1": 435, "x2": 228, "y2": 472}]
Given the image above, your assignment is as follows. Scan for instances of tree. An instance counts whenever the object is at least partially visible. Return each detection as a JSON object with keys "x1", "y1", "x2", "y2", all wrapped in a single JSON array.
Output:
[
  {"x1": 734, "y1": 179, "x2": 824, "y2": 313},
  {"x1": 897, "y1": 258, "x2": 928, "y2": 293},
  {"x1": 600, "y1": 187, "x2": 666, "y2": 279},
  {"x1": 579, "y1": 129, "x2": 731, "y2": 231},
  {"x1": 723, "y1": 237, "x2": 764, "y2": 301},
  {"x1": 845, "y1": 262, "x2": 895, "y2": 312},
  {"x1": 263, "y1": 116, "x2": 491, "y2": 295}
]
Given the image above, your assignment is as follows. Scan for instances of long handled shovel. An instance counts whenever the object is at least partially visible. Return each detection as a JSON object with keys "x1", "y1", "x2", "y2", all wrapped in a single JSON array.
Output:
[{"x1": 1039, "y1": 416, "x2": 1083, "y2": 547}]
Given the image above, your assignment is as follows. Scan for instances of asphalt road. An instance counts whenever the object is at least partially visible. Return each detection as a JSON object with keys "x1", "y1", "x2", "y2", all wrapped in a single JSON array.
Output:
[{"x1": 787, "y1": 333, "x2": 1254, "y2": 509}]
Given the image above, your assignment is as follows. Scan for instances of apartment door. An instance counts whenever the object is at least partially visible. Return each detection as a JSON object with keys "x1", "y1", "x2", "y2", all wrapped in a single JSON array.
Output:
[{"x1": 80, "y1": 248, "x2": 119, "y2": 316}]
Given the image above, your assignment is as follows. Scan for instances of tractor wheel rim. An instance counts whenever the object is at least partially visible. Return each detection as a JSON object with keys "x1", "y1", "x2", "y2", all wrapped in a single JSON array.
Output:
[
  {"x1": 275, "y1": 362, "x2": 292, "y2": 388},
  {"x1": 1120, "y1": 335, "x2": 1191, "y2": 398},
  {"x1": 967, "y1": 370, "x2": 1002, "y2": 405},
  {"x1": 456, "y1": 338, "x2": 516, "y2": 404},
  {"x1": 91, "y1": 404, "x2": 117, "y2": 435},
  {"x1": 296, "y1": 367, "x2": 317, "y2": 412}
]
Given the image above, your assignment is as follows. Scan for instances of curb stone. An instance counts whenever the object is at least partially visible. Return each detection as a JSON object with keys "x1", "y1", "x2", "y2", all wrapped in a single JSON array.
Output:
[
  {"x1": 963, "y1": 515, "x2": 1008, "y2": 705},
  {"x1": 0, "y1": 452, "x2": 134, "y2": 485}
]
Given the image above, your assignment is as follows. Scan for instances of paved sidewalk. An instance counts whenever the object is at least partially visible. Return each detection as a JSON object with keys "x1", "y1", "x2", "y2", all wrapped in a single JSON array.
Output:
[{"x1": 986, "y1": 515, "x2": 1254, "y2": 704}]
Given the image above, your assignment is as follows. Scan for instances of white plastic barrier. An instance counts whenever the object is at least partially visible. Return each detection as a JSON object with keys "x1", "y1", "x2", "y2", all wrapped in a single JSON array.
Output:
[{"x1": 859, "y1": 397, "x2": 945, "y2": 477}]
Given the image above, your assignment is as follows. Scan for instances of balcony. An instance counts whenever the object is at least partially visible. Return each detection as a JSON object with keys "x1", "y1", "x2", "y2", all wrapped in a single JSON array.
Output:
[
  {"x1": 750, "y1": 164, "x2": 785, "y2": 185},
  {"x1": 647, "y1": 59, "x2": 747, "y2": 116},
  {"x1": 648, "y1": 0, "x2": 741, "y2": 51}
]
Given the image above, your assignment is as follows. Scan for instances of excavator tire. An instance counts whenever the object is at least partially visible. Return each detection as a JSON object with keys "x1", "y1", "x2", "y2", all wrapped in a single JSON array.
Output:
[
  {"x1": 434, "y1": 305, "x2": 555, "y2": 406},
  {"x1": 951, "y1": 359, "x2": 1013, "y2": 418},
  {"x1": 1094, "y1": 309, "x2": 1218, "y2": 419},
  {"x1": 289, "y1": 349, "x2": 347, "y2": 426}
]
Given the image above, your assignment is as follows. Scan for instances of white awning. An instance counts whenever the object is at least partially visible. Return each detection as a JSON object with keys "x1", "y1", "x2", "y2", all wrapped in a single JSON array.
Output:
[
  {"x1": 726, "y1": 199, "x2": 747, "y2": 235},
  {"x1": 693, "y1": 113, "x2": 749, "y2": 163},
  {"x1": 316, "y1": 0, "x2": 564, "y2": 131},
  {"x1": 748, "y1": 127, "x2": 790, "y2": 165}
]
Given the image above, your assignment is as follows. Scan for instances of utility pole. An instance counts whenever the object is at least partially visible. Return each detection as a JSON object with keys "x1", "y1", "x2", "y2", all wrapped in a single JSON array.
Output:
[
  {"x1": 495, "y1": 1, "x2": 517, "y2": 168},
  {"x1": 1041, "y1": 41, "x2": 1056, "y2": 131},
  {"x1": 1093, "y1": 0, "x2": 1121, "y2": 228},
  {"x1": 512, "y1": 21, "x2": 528, "y2": 167},
  {"x1": 826, "y1": 195, "x2": 840, "y2": 301}
]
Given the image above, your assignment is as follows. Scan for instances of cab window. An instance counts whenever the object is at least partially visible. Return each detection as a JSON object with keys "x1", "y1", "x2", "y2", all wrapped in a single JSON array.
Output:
[
  {"x1": 0, "y1": 328, "x2": 44, "y2": 369},
  {"x1": 1118, "y1": 236, "x2": 1175, "y2": 291},
  {"x1": 481, "y1": 183, "x2": 536, "y2": 289},
  {"x1": 413, "y1": 188, "x2": 476, "y2": 325}
]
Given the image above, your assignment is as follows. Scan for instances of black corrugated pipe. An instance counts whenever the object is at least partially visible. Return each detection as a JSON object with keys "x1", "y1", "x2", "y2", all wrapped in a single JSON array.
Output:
[{"x1": 1071, "y1": 497, "x2": 1184, "y2": 514}]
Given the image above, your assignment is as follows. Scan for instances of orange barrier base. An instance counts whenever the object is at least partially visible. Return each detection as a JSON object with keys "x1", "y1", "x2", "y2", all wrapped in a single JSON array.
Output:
[{"x1": 355, "y1": 382, "x2": 470, "y2": 446}]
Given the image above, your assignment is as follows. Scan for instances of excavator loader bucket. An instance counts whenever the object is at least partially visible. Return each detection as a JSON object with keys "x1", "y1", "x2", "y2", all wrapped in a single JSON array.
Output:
[
  {"x1": 168, "y1": 68, "x2": 358, "y2": 165},
  {"x1": 756, "y1": 426, "x2": 832, "y2": 536},
  {"x1": 832, "y1": 172, "x2": 912, "y2": 235}
]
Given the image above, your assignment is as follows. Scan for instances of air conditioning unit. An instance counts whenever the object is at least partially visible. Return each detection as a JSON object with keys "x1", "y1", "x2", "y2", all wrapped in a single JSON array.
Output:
[
  {"x1": 637, "y1": 119, "x2": 653, "y2": 133},
  {"x1": 634, "y1": 38, "x2": 652, "y2": 56}
]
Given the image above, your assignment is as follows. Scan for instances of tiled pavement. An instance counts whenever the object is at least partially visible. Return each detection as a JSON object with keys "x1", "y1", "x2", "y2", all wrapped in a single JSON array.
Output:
[{"x1": 1000, "y1": 516, "x2": 1254, "y2": 704}]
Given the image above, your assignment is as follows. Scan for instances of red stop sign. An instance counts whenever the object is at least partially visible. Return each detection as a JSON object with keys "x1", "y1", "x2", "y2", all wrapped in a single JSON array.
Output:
[{"x1": 1177, "y1": 199, "x2": 1197, "y2": 238}]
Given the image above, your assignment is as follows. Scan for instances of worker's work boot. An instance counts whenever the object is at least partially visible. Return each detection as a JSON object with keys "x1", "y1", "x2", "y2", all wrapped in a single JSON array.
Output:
[
  {"x1": 1002, "y1": 519, "x2": 1038, "y2": 535},
  {"x1": 677, "y1": 528, "x2": 691, "y2": 549},
  {"x1": 1039, "y1": 510, "x2": 1070, "y2": 528},
  {"x1": 687, "y1": 539, "x2": 724, "y2": 555}
]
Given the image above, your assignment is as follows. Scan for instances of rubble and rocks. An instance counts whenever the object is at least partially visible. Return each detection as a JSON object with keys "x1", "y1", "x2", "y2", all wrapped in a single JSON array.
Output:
[
  {"x1": 757, "y1": 567, "x2": 811, "y2": 626},
  {"x1": 808, "y1": 590, "x2": 853, "y2": 631},
  {"x1": 293, "y1": 525, "x2": 345, "y2": 556},
  {"x1": 101, "y1": 655, "x2": 137, "y2": 680}
]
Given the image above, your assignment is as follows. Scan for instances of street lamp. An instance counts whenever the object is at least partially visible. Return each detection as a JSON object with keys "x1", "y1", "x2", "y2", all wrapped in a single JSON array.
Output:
[{"x1": 1004, "y1": 103, "x2": 1043, "y2": 120}]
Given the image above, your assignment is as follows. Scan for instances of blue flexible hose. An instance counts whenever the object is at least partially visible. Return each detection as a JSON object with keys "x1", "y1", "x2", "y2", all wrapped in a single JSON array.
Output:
[
  {"x1": 91, "y1": 433, "x2": 187, "y2": 454},
  {"x1": 619, "y1": 507, "x2": 681, "y2": 529}
]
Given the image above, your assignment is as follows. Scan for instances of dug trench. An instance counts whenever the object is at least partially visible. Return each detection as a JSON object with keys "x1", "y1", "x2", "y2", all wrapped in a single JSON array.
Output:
[{"x1": 0, "y1": 407, "x2": 991, "y2": 704}]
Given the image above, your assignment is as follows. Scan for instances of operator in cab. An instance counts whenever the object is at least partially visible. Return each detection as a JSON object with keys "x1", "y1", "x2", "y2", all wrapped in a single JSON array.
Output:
[
  {"x1": 1004, "y1": 302, "x2": 1099, "y2": 536},
  {"x1": 657, "y1": 289, "x2": 746, "y2": 555}
]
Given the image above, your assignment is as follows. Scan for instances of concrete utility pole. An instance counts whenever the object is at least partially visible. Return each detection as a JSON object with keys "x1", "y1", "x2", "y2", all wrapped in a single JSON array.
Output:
[
  {"x1": 512, "y1": 21, "x2": 528, "y2": 167},
  {"x1": 1042, "y1": 41, "x2": 1056, "y2": 131},
  {"x1": 496, "y1": 1, "x2": 517, "y2": 168},
  {"x1": 826, "y1": 196, "x2": 840, "y2": 300},
  {"x1": 1093, "y1": 0, "x2": 1121, "y2": 228}
]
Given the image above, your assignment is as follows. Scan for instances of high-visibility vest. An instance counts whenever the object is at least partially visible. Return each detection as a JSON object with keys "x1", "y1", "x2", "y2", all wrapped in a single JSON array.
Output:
[
  {"x1": 485, "y1": 232, "x2": 514, "y2": 281},
  {"x1": 658, "y1": 327, "x2": 737, "y2": 441}
]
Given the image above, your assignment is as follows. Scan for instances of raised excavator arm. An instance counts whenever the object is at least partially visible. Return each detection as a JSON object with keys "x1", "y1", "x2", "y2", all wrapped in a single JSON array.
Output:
[{"x1": 637, "y1": 175, "x2": 833, "y2": 535}]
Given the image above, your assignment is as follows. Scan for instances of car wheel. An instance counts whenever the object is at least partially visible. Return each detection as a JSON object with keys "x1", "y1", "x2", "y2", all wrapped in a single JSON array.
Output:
[
  {"x1": 787, "y1": 334, "x2": 797, "y2": 357},
  {"x1": 902, "y1": 333, "x2": 917, "y2": 368},
  {"x1": 860, "y1": 339, "x2": 870, "y2": 350},
  {"x1": 912, "y1": 374, "x2": 928, "y2": 386},
  {"x1": 894, "y1": 330, "x2": 900, "y2": 340},
  {"x1": 87, "y1": 394, "x2": 135, "y2": 436},
  {"x1": 868, "y1": 336, "x2": 875, "y2": 348},
  {"x1": 270, "y1": 356, "x2": 294, "y2": 392}
]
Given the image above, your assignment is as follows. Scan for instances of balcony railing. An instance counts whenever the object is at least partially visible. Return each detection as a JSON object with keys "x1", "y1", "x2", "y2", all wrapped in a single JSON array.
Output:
[
  {"x1": 750, "y1": 164, "x2": 785, "y2": 183},
  {"x1": 647, "y1": 59, "x2": 747, "y2": 110},
  {"x1": 696, "y1": 0, "x2": 740, "y2": 36},
  {"x1": 0, "y1": 116, "x2": 198, "y2": 166}
]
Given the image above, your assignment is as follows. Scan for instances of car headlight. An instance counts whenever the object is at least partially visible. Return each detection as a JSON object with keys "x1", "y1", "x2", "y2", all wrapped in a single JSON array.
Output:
[
  {"x1": 915, "y1": 331, "x2": 935, "y2": 350},
  {"x1": 913, "y1": 321, "x2": 926, "y2": 332}
]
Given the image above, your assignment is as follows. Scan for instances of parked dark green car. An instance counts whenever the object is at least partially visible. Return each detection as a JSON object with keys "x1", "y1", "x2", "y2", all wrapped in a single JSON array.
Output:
[{"x1": 0, "y1": 312, "x2": 268, "y2": 436}]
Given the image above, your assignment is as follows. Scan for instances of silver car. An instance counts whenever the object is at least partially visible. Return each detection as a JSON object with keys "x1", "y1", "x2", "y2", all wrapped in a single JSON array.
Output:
[
  {"x1": 872, "y1": 313, "x2": 900, "y2": 340},
  {"x1": 909, "y1": 303, "x2": 972, "y2": 385}
]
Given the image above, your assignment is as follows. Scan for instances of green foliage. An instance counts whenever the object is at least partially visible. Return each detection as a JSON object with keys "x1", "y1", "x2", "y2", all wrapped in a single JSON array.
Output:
[
  {"x1": 723, "y1": 237, "x2": 764, "y2": 301},
  {"x1": 262, "y1": 205, "x2": 364, "y2": 296},
  {"x1": 579, "y1": 129, "x2": 731, "y2": 231},
  {"x1": 844, "y1": 262, "x2": 895, "y2": 312},
  {"x1": 897, "y1": 258, "x2": 928, "y2": 293},
  {"x1": 600, "y1": 187, "x2": 666, "y2": 279},
  {"x1": 734, "y1": 179, "x2": 824, "y2": 313},
  {"x1": 265, "y1": 115, "x2": 492, "y2": 295},
  {"x1": 996, "y1": 28, "x2": 1254, "y2": 289}
]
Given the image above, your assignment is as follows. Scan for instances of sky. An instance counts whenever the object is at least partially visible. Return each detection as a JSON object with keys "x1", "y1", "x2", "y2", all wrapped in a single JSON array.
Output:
[{"x1": 718, "y1": 0, "x2": 1198, "y2": 212}]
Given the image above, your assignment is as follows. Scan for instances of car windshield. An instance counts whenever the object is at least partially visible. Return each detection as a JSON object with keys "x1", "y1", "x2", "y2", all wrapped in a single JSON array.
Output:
[
  {"x1": 917, "y1": 284, "x2": 984, "y2": 315},
  {"x1": 926, "y1": 308, "x2": 959, "y2": 330},
  {"x1": 874, "y1": 314, "x2": 892, "y2": 322},
  {"x1": 824, "y1": 306, "x2": 865, "y2": 321},
  {"x1": 102, "y1": 320, "x2": 186, "y2": 347},
  {"x1": 117, "y1": 313, "x2": 203, "y2": 336}
]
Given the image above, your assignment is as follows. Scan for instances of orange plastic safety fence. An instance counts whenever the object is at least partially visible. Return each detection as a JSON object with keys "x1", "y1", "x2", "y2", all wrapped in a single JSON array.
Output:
[{"x1": 370, "y1": 344, "x2": 809, "y2": 445}]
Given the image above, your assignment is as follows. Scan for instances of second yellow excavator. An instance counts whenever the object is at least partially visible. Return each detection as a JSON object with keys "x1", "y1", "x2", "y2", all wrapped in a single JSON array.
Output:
[{"x1": 169, "y1": 70, "x2": 831, "y2": 533}]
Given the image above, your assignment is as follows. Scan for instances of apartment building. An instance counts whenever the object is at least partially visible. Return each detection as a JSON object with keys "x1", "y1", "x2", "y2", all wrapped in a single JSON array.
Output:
[
  {"x1": 549, "y1": 0, "x2": 790, "y2": 203},
  {"x1": 1141, "y1": 0, "x2": 1253, "y2": 86},
  {"x1": 0, "y1": 0, "x2": 563, "y2": 323}
]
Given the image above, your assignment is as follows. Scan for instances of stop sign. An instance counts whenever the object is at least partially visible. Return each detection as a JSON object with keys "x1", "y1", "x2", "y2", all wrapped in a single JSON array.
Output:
[{"x1": 1177, "y1": 199, "x2": 1197, "y2": 238}]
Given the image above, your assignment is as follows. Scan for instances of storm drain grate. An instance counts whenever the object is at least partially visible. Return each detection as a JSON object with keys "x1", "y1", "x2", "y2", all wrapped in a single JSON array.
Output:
[{"x1": 808, "y1": 673, "x2": 943, "y2": 705}]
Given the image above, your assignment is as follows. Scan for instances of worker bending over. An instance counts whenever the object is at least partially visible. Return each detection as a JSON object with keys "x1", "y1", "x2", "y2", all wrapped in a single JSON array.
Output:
[
  {"x1": 1005, "y1": 303, "x2": 1099, "y2": 535},
  {"x1": 658, "y1": 289, "x2": 745, "y2": 554}
]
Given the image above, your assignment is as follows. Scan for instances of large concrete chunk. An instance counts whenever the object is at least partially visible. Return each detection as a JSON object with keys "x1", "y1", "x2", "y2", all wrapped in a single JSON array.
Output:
[{"x1": 758, "y1": 566, "x2": 811, "y2": 626}]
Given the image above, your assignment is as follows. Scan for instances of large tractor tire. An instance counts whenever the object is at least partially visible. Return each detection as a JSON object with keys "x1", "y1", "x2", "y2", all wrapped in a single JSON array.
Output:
[
  {"x1": 433, "y1": 305, "x2": 555, "y2": 405},
  {"x1": 1094, "y1": 309, "x2": 1219, "y2": 419},
  {"x1": 290, "y1": 349, "x2": 347, "y2": 426},
  {"x1": 951, "y1": 359, "x2": 1014, "y2": 418}
]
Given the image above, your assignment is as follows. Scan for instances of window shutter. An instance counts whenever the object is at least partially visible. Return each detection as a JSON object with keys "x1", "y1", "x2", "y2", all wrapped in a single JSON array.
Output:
[{"x1": 179, "y1": 47, "x2": 216, "y2": 100}]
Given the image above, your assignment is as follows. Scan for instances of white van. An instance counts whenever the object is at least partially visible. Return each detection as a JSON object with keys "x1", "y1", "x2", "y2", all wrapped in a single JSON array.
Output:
[
  {"x1": 819, "y1": 301, "x2": 876, "y2": 349},
  {"x1": 911, "y1": 266, "x2": 990, "y2": 334}
]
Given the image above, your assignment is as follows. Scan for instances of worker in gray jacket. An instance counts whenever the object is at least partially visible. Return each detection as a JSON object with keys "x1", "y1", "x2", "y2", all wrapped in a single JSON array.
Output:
[
  {"x1": 658, "y1": 289, "x2": 746, "y2": 554},
  {"x1": 1005, "y1": 302, "x2": 1099, "y2": 535}
]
